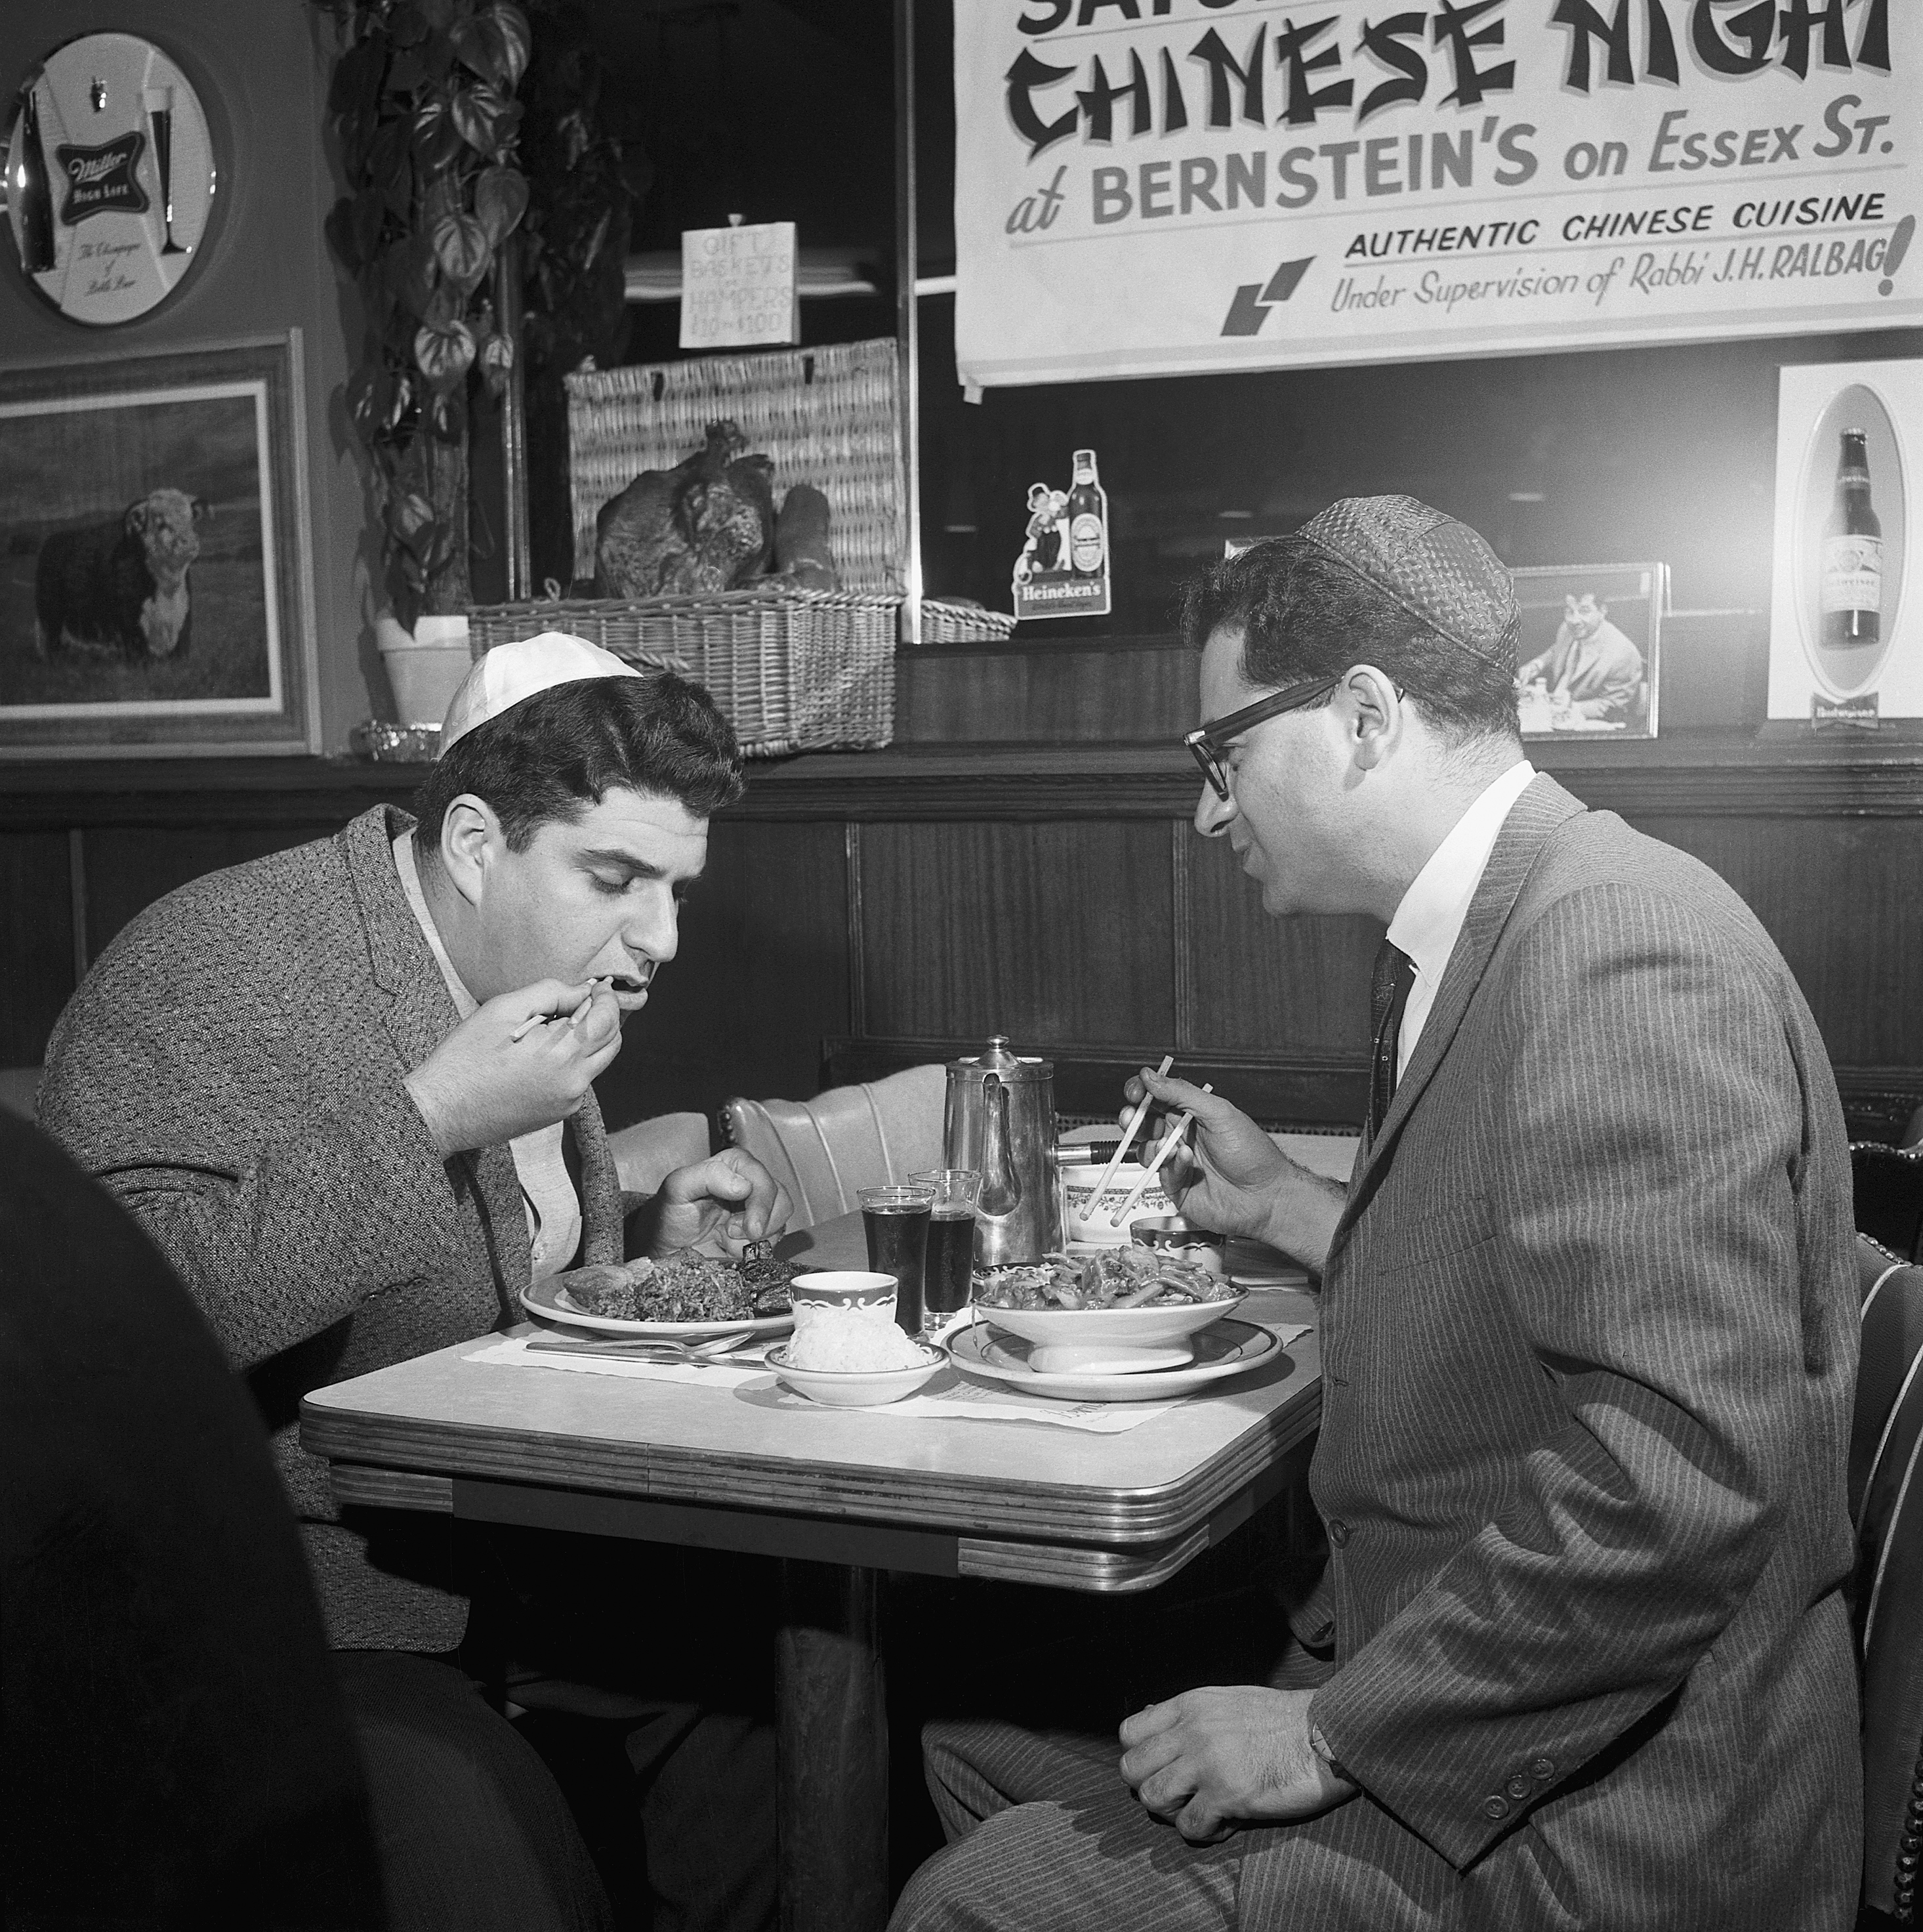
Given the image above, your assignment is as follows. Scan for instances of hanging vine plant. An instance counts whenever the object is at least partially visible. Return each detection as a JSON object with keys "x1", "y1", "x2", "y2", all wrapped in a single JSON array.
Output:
[{"x1": 320, "y1": 0, "x2": 533, "y2": 626}]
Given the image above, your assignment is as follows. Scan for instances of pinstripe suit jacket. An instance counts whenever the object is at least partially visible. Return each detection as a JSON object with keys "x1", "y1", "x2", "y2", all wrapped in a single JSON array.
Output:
[
  {"x1": 38, "y1": 805, "x2": 631, "y2": 1651},
  {"x1": 1268, "y1": 773, "x2": 1861, "y2": 1929}
]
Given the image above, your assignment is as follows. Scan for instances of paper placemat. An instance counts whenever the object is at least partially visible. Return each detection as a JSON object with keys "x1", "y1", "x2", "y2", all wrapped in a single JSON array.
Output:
[{"x1": 466, "y1": 1333, "x2": 1306, "y2": 1433}]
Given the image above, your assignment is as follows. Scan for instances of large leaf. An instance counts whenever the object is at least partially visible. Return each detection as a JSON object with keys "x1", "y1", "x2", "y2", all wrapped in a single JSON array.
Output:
[
  {"x1": 388, "y1": 490, "x2": 438, "y2": 559},
  {"x1": 487, "y1": 3, "x2": 532, "y2": 90},
  {"x1": 432, "y1": 211, "x2": 492, "y2": 289},
  {"x1": 479, "y1": 328, "x2": 514, "y2": 401},
  {"x1": 368, "y1": 116, "x2": 414, "y2": 220},
  {"x1": 412, "y1": 94, "x2": 464, "y2": 173},
  {"x1": 386, "y1": 234, "x2": 440, "y2": 324},
  {"x1": 388, "y1": 2, "x2": 430, "y2": 49},
  {"x1": 449, "y1": 13, "x2": 507, "y2": 87},
  {"x1": 473, "y1": 165, "x2": 528, "y2": 245},
  {"x1": 328, "y1": 35, "x2": 384, "y2": 123},
  {"x1": 415, "y1": 319, "x2": 477, "y2": 392},
  {"x1": 450, "y1": 80, "x2": 513, "y2": 158}
]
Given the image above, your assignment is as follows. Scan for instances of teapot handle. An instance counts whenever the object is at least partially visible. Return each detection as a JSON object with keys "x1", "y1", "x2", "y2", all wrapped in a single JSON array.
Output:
[{"x1": 976, "y1": 1072, "x2": 1024, "y2": 1219}]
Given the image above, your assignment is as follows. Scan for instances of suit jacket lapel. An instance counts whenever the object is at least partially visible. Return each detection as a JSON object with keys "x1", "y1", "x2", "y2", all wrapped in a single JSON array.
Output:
[
  {"x1": 1331, "y1": 774, "x2": 1587, "y2": 1257},
  {"x1": 342, "y1": 807, "x2": 531, "y2": 1305}
]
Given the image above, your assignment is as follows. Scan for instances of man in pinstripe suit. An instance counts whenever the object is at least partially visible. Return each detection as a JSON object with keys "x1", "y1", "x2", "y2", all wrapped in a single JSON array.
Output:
[{"x1": 893, "y1": 499, "x2": 1861, "y2": 1931}]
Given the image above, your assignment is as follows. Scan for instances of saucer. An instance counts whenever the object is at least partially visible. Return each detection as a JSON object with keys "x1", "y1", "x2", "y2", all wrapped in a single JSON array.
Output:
[{"x1": 948, "y1": 1318, "x2": 1281, "y2": 1402}]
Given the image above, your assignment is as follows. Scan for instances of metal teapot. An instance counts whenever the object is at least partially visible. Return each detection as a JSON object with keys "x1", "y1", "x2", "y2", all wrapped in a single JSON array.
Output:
[{"x1": 943, "y1": 1036, "x2": 1062, "y2": 1265}]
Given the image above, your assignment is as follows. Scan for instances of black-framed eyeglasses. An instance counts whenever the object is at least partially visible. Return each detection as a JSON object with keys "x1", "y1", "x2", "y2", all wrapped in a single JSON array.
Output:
[{"x1": 1183, "y1": 673, "x2": 1342, "y2": 801}]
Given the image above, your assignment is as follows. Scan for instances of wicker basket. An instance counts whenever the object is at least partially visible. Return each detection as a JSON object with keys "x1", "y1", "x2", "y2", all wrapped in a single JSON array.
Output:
[
  {"x1": 919, "y1": 600, "x2": 1017, "y2": 645},
  {"x1": 566, "y1": 339, "x2": 903, "y2": 594},
  {"x1": 465, "y1": 588, "x2": 897, "y2": 758},
  {"x1": 467, "y1": 339, "x2": 903, "y2": 757}
]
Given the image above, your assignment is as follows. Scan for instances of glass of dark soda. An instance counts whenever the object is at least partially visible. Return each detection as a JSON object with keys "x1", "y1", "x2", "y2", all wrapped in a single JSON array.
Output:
[
  {"x1": 909, "y1": 1169, "x2": 983, "y2": 1339},
  {"x1": 859, "y1": 1185, "x2": 935, "y2": 1337}
]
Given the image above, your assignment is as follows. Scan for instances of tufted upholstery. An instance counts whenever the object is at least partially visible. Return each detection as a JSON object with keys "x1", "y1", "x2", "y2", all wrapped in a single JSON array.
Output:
[
  {"x1": 1855, "y1": 1234, "x2": 1923, "y2": 1919},
  {"x1": 720, "y1": 1064, "x2": 945, "y2": 1230},
  {"x1": 1852, "y1": 1141, "x2": 1923, "y2": 1263}
]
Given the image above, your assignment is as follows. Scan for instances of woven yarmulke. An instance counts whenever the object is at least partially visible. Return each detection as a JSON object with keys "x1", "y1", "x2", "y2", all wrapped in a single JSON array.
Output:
[{"x1": 1298, "y1": 495, "x2": 1519, "y2": 667}]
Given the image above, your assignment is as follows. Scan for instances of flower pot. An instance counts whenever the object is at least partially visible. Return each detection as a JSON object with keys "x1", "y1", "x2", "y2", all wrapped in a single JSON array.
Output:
[{"x1": 377, "y1": 613, "x2": 472, "y2": 727}]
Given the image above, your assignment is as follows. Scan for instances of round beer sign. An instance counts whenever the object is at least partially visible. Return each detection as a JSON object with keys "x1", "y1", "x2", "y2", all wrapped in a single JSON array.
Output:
[{"x1": 4, "y1": 33, "x2": 217, "y2": 327}]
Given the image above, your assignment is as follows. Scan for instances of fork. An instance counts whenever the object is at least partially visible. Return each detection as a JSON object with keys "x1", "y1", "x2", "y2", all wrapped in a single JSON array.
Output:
[{"x1": 526, "y1": 1330, "x2": 758, "y2": 1366}]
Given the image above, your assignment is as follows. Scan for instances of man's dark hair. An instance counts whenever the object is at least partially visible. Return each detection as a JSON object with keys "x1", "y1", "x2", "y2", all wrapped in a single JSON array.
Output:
[
  {"x1": 413, "y1": 671, "x2": 745, "y2": 851},
  {"x1": 1179, "y1": 537, "x2": 1520, "y2": 743}
]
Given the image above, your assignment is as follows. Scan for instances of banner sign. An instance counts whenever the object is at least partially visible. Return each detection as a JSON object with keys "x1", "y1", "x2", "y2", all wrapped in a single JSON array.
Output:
[{"x1": 954, "y1": 0, "x2": 1919, "y2": 388}]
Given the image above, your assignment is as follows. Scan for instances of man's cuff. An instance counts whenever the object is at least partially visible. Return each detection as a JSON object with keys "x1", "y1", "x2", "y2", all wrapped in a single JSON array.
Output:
[{"x1": 1309, "y1": 1719, "x2": 1355, "y2": 1789}]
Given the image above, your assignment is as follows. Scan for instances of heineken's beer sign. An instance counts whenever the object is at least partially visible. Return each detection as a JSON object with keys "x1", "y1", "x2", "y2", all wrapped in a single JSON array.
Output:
[{"x1": 955, "y1": 0, "x2": 1921, "y2": 388}]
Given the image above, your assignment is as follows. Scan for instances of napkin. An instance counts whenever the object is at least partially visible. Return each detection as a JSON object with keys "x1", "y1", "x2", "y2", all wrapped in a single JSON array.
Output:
[{"x1": 464, "y1": 1335, "x2": 1302, "y2": 1434}]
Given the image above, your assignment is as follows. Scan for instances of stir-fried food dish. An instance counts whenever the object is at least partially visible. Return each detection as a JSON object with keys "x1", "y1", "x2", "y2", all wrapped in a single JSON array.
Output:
[
  {"x1": 974, "y1": 1246, "x2": 1232, "y2": 1311},
  {"x1": 557, "y1": 1246, "x2": 797, "y2": 1322}
]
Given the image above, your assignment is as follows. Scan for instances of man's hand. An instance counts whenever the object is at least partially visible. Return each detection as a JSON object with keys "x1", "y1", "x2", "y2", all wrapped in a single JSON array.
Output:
[
  {"x1": 405, "y1": 979, "x2": 623, "y2": 1158},
  {"x1": 1118, "y1": 1687, "x2": 1355, "y2": 1844},
  {"x1": 630, "y1": 1147, "x2": 793, "y2": 1259},
  {"x1": 1121, "y1": 1069, "x2": 1342, "y2": 1270}
]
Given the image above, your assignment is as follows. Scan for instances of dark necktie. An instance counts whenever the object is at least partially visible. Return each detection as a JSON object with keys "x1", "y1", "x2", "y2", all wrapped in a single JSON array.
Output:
[{"x1": 1365, "y1": 938, "x2": 1417, "y2": 1146}]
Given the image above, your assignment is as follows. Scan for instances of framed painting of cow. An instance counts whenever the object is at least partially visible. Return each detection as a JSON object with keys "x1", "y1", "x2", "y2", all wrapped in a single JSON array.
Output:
[{"x1": 0, "y1": 331, "x2": 319, "y2": 757}]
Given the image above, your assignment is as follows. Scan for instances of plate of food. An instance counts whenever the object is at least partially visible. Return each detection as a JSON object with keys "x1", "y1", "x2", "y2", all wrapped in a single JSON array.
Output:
[
  {"x1": 523, "y1": 1246, "x2": 798, "y2": 1340},
  {"x1": 972, "y1": 1247, "x2": 1243, "y2": 1374},
  {"x1": 947, "y1": 1317, "x2": 1279, "y2": 1402}
]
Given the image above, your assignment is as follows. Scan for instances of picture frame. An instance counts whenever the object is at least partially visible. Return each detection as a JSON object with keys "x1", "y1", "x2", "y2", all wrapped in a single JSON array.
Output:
[
  {"x1": 1509, "y1": 563, "x2": 1666, "y2": 742},
  {"x1": 0, "y1": 331, "x2": 320, "y2": 758}
]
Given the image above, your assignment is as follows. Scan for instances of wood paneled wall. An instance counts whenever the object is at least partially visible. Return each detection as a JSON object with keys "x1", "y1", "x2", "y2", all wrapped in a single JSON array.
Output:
[{"x1": 5, "y1": 640, "x2": 1923, "y2": 1144}]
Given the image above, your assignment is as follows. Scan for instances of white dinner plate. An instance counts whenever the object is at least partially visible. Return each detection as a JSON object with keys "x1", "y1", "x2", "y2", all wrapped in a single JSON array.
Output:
[
  {"x1": 947, "y1": 1316, "x2": 1281, "y2": 1402},
  {"x1": 521, "y1": 1274, "x2": 795, "y2": 1342}
]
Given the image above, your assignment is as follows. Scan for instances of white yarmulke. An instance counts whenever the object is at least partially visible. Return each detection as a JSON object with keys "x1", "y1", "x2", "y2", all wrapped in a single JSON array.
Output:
[{"x1": 440, "y1": 632, "x2": 644, "y2": 750}]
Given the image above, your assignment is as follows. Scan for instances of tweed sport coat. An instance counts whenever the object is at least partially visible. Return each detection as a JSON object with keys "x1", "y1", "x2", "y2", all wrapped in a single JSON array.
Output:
[
  {"x1": 38, "y1": 805, "x2": 632, "y2": 1650},
  {"x1": 1247, "y1": 775, "x2": 1863, "y2": 1930}
]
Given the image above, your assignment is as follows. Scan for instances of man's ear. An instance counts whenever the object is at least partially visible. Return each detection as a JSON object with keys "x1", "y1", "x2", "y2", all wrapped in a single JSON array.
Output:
[
  {"x1": 438, "y1": 793, "x2": 501, "y2": 908},
  {"x1": 1343, "y1": 665, "x2": 1401, "y2": 770}
]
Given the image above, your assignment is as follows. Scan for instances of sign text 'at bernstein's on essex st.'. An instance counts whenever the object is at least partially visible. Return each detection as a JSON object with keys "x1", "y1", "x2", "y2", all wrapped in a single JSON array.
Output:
[{"x1": 953, "y1": 0, "x2": 1919, "y2": 389}]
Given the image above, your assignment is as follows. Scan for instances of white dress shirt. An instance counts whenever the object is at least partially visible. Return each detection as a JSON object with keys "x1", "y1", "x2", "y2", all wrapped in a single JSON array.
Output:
[
  {"x1": 392, "y1": 832, "x2": 583, "y2": 1280},
  {"x1": 1384, "y1": 759, "x2": 1538, "y2": 1080}
]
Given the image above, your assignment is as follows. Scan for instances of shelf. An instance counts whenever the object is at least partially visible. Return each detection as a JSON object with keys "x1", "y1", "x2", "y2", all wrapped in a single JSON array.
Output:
[{"x1": 5, "y1": 732, "x2": 1923, "y2": 831}]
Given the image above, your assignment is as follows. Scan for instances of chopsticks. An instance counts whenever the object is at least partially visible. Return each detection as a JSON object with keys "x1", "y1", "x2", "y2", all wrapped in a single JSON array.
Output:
[
  {"x1": 510, "y1": 976, "x2": 612, "y2": 1045},
  {"x1": 1107, "y1": 1083, "x2": 1212, "y2": 1227},
  {"x1": 1084, "y1": 1054, "x2": 1174, "y2": 1217}
]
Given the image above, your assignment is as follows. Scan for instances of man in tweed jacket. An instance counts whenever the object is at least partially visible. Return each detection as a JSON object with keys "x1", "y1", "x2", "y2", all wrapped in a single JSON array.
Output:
[
  {"x1": 894, "y1": 502, "x2": 1861, "y2": 1931},
  {"x1": 39, "y1": 646, "x2": 790, "y2": 1931}
]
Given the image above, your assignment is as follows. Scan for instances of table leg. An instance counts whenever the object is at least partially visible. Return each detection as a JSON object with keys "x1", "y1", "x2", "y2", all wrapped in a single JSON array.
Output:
[{"x1": 777, "y1": 1561, "x2": 889, "y2": 1932}]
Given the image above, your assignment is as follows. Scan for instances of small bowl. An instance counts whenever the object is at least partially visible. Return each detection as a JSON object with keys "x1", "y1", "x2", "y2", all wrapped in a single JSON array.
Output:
[
  {"x1": 766, "y1": 1340, "x2": 945, "y2": 1406},
  {"x1": 976, "y1": 1296, "x2": 1243, "y2": 1376},
  {"x1": 790, "y1": 1270, "x2": 898, "y2": 1316},
  {"x1": 1128, "y1": 1217, "x2": 1227, "y2": 1275},
  {"x1": 1061, "y1": 1164, "x2": 1175, "y2": 1246}
]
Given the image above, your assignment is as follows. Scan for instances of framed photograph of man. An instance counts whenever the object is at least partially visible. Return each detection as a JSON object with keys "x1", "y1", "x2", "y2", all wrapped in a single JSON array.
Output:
[
  {"x1": 1510, "y1": 563, "x2": 1667, "y2": 741},
  {"x1": 0, "y1": 331, "x2": 320, "y2": 758}
]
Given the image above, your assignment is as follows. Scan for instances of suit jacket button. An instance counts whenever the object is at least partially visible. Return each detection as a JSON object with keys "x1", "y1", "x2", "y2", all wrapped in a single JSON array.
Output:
[
  {"x1": 1483, "y1": 1795, "x2": 1510, "y2": 1820},
  {"x1": 1506, "y1": 1775, "x2": 1531, "y2": 1800},
  {"x1": 1531, "y1": 1758, "x2": 1556, "y2": 1781},
  {"x1": 1327, "y1": 1519, "x2": 1350, "y2": 1547}
]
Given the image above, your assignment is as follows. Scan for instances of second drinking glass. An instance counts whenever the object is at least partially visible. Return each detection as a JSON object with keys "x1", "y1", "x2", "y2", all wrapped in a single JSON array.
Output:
[
  {"x1": 909, "y1": 1169, "x2": 983, "y2": 1338},
  {"x1": 859, "y1": 1184, "x2": 935, "y2": 1337}
]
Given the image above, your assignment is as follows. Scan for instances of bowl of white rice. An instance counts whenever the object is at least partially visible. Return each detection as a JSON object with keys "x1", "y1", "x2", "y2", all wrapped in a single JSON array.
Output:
[{"x1": 768, "y1": 1303, "x2": 945, "y2": 1406}]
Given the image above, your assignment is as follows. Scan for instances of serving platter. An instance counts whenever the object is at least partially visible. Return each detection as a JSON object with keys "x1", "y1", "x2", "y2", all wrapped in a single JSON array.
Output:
[
  {"x1": 948, "y1": 1317, "x2": 1280, "y2": 1402},
  {"x1": 522, "y1": 1274, "x2": 795, "y2": 1342}
]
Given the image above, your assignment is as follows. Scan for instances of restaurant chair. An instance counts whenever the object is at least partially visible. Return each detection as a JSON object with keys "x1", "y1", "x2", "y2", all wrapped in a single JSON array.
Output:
[
  {"x1": 0, "y1": 1064, "x2": 39, "y2": 1120},
  {"x1": 720, "y1": 1063, "x2": 945, "y2": 1230},
  {"x1": 1854, "y1": 1236, "x2": 1923, "y2": 1922},
  {"x1": 1851, "y1": 1141, "x2": 1923, "y2": 1262},
  {"x1": 605, "y1": 1109, "x2": 710, "y2": 1196}
]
